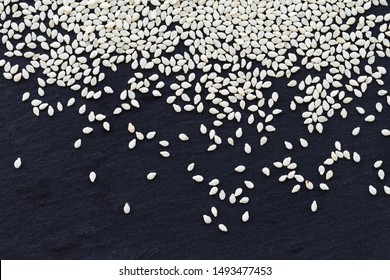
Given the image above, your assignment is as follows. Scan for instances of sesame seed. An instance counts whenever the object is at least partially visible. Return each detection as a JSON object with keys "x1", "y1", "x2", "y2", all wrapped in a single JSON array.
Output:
[
  {"x1": 211, "y1": 207, "x2": 218, "y2": 218},
  {"x1": 203, "y1": 215, "x2": 212, "y2": 224},
  {"x1": 14, "y1": 157, "x2": 22, "y2": 169},
  {"x1": 89, "y1": 172, "x2": 96, "y2": 183},
  {"x1": 123, "y1": 203, "x2": 130, "y2": 215},
  {"x1": 369, "y1": 185, "x2": 377, "y2": 196},
  {"x1": 311, "y1": 201, "x2": 318, "y2": 213},
  {"x1": 218, "y1": 224, "x2": 228, "y2": 233},
  {"x1": 192, "y1": 175, "x2": 204, "y2": 183},
  {"x1": 235, "y1": 165, "x2": 246, "y2": 173},
  {"x1": 291, "y1": 185, "x2": 301, "y2": 193},
  {"x1": 242, "y1": 211, "x2": 249, "y2": 223},
  {"x1": 147, "y1": 172, "x2": 157, "y2": 181},
  {"x1": 187, "y1": 163, "x2": 195, "y2": 172}
]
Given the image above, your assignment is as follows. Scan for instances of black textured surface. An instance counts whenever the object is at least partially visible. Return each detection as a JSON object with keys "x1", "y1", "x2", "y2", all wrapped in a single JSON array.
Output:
[{"x1": 1, "y1": 7, "x2": 390, "y2": 260}]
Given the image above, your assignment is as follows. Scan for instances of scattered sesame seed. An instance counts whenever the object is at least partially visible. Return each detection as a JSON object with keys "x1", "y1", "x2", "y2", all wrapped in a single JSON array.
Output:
[
  {"x1": 369, "y1": 185, "x2": 377, "y2": 196},
  {"x1": 218, "y1": 224, "x2": 228, "y2": 233},
  {"x1": 203, "y1": 215, "x2": 212, "y2": 224},
  {"x1": 192, "y1": 175, "x2": 204, "y2": 183},
  {"x1": 89, "y1": 172, "x2": 96, "y2": 183},
  {"x1": 311, "y1": 201, "x2": 318, "y2": 213},
  {"x1": 147, "y1": 172, "x2": 157, "y2": 181},
  {"x1": 123, "y1": 203, "x2": 130, "y2": 215},
  {"x1": 14, "y1": 157, "x2": 22, "y2": 169},
  {"x1": 242, "y1": 211, "x2": 250, "y2": 223}
]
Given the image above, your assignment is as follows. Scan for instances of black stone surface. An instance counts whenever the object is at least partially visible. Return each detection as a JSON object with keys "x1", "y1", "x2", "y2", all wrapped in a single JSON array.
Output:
[{"x1": 1, "y1": 4, "x2": 390, "y2": 260}]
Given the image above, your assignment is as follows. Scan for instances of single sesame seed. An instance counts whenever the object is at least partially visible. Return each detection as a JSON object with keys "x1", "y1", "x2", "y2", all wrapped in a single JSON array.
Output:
[
  {"x1": 242, "y1": 211, "x2": 250, "y2": 223},
  {"x1": 311, "y1": 200, "x2": 318, "y2": 213},
  {"x1": 14, "y1": 157, "x2": 22, "y2": 169},
  {"x1": 192, "y1": 175, "x2": 204, "y2": 183},
  {"x1": 369, "y1": 185, "x2": 377, "y2": 196},
  {"x1": 218, "y1": 224, "x2": 228, "y2": 233},
  {"x1": 147, "y1": 172, "x2": 157, "y2": 181},
  {"x1": 203, "y1": 215, "x2": 212, "y2": 224},
  {"x1": 89, "y1": 171, "x2": 96, "y2": 183},
  {"x1": 123, "y1": 203, "x2": 130, "y2": 215}
]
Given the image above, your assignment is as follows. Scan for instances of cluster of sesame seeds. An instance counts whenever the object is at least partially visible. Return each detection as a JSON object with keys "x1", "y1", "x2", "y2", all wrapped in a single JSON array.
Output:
[
  {"x1": 2, "y1": 0, "x2": 390, "y2": 234},
  {"x1": 369, "y1": 160, "x2": 390, "y2": 195},
  {"x1": 189, "y1": 160, "x2": 255, "y2": 231}
]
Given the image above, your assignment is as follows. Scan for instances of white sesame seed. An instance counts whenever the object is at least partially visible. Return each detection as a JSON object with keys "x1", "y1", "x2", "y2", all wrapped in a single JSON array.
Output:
[
  {"x1": 295, "y1": 175, "x2": 305, "y2": 183},
  {"x1": 244, "y1": 180, "x2": 254, "y2": 189},
  {"x1": 260, "y1": 136, "x2": 268, "y2": 146},
  {"x1": 325, "y1": 170, "x2": 334, "y2": 180},
  {"x1": 317, "y1": 183, "x2": 328, "y2": 191},
  {"x1": 159, "y1": 140, "x2": 169, "y2": 147},
  {"x1": 209, "y1": 179, "x2": 220, "y2": 186},
  {"x1": 353, "y1": 152, "x2": 361, "y2": 163},
  {"x1": 89, "y1": 172, "x2": 96, "y2": 183},
  {"x1": 211, "y1": 207, "x2": 218, "y2": 218},
  {"x1": 219, "y1": 190, "x2": 226, "y2": 201},
  {"x1": 136, "y1": 132, "x2": 144, "y2": 141},
  {"x1": 229, "y1": 194, "x2": 236, "y2": 204},
  {"x1": 283, "y1": 157, "x2": 291, "y2": 167},
  {"x1": 179, "y1": 133, "x2": 189, "y2": 141},
  {"x1": 128, "y1": 123, "x2": 135, "y2": 133},
  {"x1": 381, "y1": 129, "x2": 390, "y2": 136},
  {"x1": 291, "y1": 185, "x2": 301, "y2": 193},
  {"x1": 227, "y1": 137, "x2": 235, "y2": 146},
  {"x1": 242, "y1": 211, "x2": 249, "y2": 222},
  {"x1": 299, "y1": 138, "x2": 308, "y2": 148},
  {"x1": 14, "y1": 157, "x2": 22, "y2": 169},
  {"x1": 74, "y1": 139, "x2": 82, "y2": 149},
  {"x1": 203, "y1": 215, "x2": 212, "y2": 224},
  {"x1": 82, "y1": 127, "x2": 93, "y2": 134},
  {"x1": 365, "y1": 115, "x2": 375, "y2": 123},
  {"x1": 305, "y1": 180, "x2": 314, "y2": 190},
  {"x1": 209, "y1": 187, "x2": 218, "y2": 196},
  {"x1": 374, "y1": 160, "x2": 383, "y2": 169},
  {"x1": 192, "y1": 175, "x2": 204, "y2": 183},
  {"x1": 352, "y1": 127, "x2": 360, "y2": 136},
  {"x1": 146, "y1": 131, "x2": 156, "y2": 140},
  {"x1": 207, "y1": 144, "x2": 217, "y2": 152},
  {"x1": 103, "y1": 122, "x2": 110, "y2": 131},
  {"x1": 369, "y1": 185, "x2": 377, "y2": 196},
  {"x1": 123, "y1": 203, "x2": 130, "y2": 215},
  {"x1": 235, "y1": 165, "x2": 246, "y2": 173},
  {"x1": 343, "y1": 151, "x2": 351, "y2": 160},
  {"x1": 104, "y1": 86, "x2": 113, "y2": 94},
  {"x1": 284, "y1": 141, "x2": 293, "y2": 150},
  {"x1": 218, "y1": 224, "x2": 228, "y2": 232},
  {"x1": 22, "y1": 92, "x2": 30, "y2": 101},
  {"x1": 128, "y1": 139, "x2": 136, "y2": 149},
  {"x1": 311, "y1": 200, "x2": 318, "y2": 213},
  {"x1": 378, "y1": 169, "x2": 385, "y2": 181},
  {"x1": 244, "y1": 143, "x2": 252, "y2": 154},
  {"x1": 200, "y1": 124, "x2": 207, "y2": 134},
  {"x1": 187, "y1": 163, "x2": 195, "y2": 172},
  {"x1": 147, "y1": 172, "x2": 157, "y2": 181},
  {"x1": 273, "y1": 162, "x2": 283, "y2": 168},
  {"x1": 160, "y1": 151, "x2": 170, "y2": 158},
  {"x1": 234, "y1": 188, "x2": 243, "y2": 197},
  {"x1": 236, "y1": 127, "x2": 243, "y2": 138}
]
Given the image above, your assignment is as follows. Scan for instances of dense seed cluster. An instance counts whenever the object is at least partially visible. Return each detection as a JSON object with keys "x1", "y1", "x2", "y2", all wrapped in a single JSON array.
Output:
[{"x1": 2, "y1": 0, "x2": 390, "y2": 233}]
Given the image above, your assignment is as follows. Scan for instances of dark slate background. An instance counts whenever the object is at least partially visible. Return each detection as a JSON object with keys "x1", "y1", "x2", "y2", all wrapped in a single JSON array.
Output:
[{"x1": 1, "y1": 5, "x2": 390, "y2": 260}]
